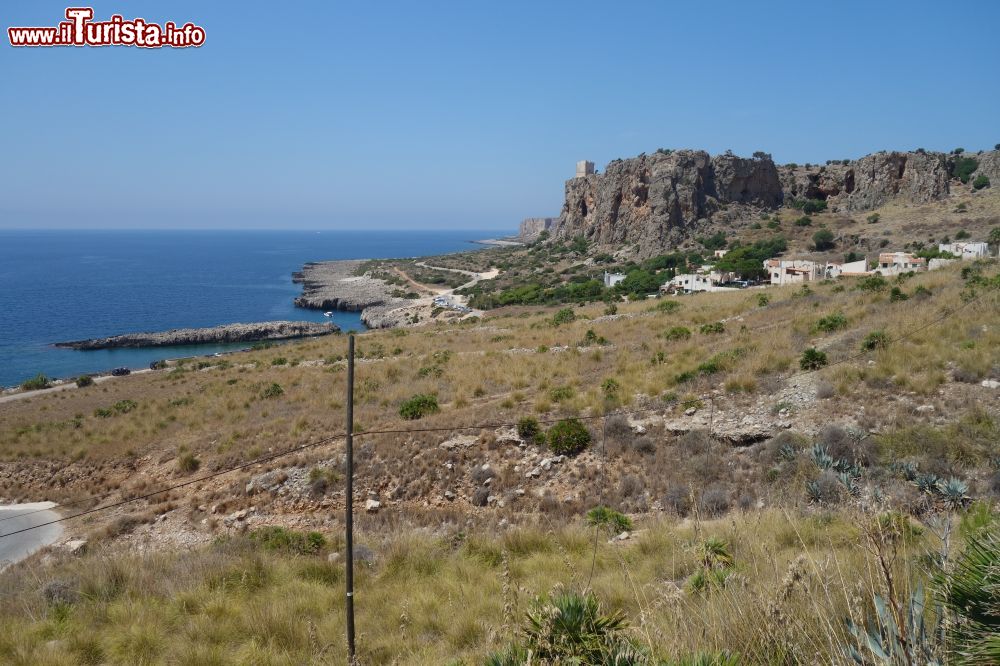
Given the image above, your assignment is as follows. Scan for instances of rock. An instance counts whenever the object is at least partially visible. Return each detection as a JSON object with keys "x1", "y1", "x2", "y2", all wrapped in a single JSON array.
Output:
[
  {"x1": 685, "y1": 407, "x2": 697, "y2": 416},
  {"x1": 55, "y1": 321, "x2": 337, "y2": 350},
  {"x1": 982, "y1": 379, "x2": 1000, "y2": 389},
  {"x1": 443, "y1": 490, "x2": 456, "y2": 501},
  {"x1": 364, "y1": 499, "x2": 381, "y2": 512},
  {"x1": 519, "y1": 217, "x2": 558, "y2": 241},
  {"x1": 915, "y1": 405, "x2": 935, "y2": 414},
  {"x1": 246, "y1": 470, "x2": 288, "y2": 496},
  {"x1": 63, "y1": 539, "x2": 87, "y2": 555},
  {"x1": 328, "y1": 552, "x2": 341, "y2": 563},
  {"x1": 43, "y1": 581, "x2": 78, "y2": 606},
  {"x1": 352, "y1": 544, "x2": 376, "y2": 565},
  {"x1": 526, "y1": 467, "x2": 541, "y2": 479}
]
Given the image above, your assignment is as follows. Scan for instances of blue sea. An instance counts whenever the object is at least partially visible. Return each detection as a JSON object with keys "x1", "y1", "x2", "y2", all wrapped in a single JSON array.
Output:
[{"x1": 0, "y1": 229, "x2": 504, "y2": 388}]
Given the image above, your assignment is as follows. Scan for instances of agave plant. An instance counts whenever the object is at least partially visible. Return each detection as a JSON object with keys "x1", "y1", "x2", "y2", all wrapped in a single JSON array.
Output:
[
  {"x1": 934, "y1": 478, "x2": 970, "y2": 510},
  {"x1": 812, "y1": 444, "x2": 834, "y2": 470},
  {"x1": 486, "y1": 590, "x2": 650, "y2": 665},
  {"x1": 915, "y1": 473, "x2": 941, "y2": 494},
  {"x1": 839, "y1": 471, "x2": 862, "y2": 497},
  {"x1": 777, "y1": 443, "x2": 797, "y2": 462},
  {"x1": 845, "y1": 584, "x2": 941, "y2": 665},
  {"x1": 935, "y1": 528, "x2": 1000, "y2": 664}
]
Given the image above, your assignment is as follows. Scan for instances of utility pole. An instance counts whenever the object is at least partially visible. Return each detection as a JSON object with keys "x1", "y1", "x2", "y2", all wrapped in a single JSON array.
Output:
[{"x1": 345, "y1": 334, "x2": 356, "y2": 664}]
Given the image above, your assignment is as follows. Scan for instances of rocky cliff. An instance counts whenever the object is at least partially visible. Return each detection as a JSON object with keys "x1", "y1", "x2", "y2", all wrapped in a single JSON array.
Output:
[
  {"x1": 56, "y1": 321, "x2": 338, "y2": 350},
  {"x1": 518, "y1": 217, "x2": 558, "y2": 241},
  {"x1": 555, "y1": 148, "x2": 996, "y2": 255}
]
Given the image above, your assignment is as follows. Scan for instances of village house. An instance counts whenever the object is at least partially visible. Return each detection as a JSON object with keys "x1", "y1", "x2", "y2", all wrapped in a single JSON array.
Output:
[
  {"x1": 764, "y1": 259, "x2": 825, "y2": 285},
  {"x1": 663, "y1": 273, "x2": 738, "y2": 293},
  {"x1": 825, "y1": 259, "x2": 869, "y2": 279},
  {"x1": 875, "y1": 252, "x2": 926, "y2": 275},
  {"x1": 938, "y1": 241, "x2": 990, "y2": 260},
  {"x1": 713, "y1": 249, "x2": 728, "y2": 259}
]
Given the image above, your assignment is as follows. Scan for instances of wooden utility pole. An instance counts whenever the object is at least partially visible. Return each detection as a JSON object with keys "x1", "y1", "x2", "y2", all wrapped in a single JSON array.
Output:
[{"x1": 345, "y1": 334, "x2": 356, "y2": 663}]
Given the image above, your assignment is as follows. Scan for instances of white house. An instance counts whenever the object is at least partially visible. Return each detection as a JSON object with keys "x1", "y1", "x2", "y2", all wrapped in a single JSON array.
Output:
[
  {"x1": 938, "y1": 242, "x2": 990, "y2": 260},
  {"x1": 764, "y1": 259, "x2": 825, "y2": 285},
  {"x1": 876, "y1": 252, "x2": 926, "y2": 275},
  {"x1": 664, "y1": 273, "x2": 738, "y2": 293},
  {"x1": 825, "y1": 259, "x2": 868, "y2": 279},
  {"x1": 603, "y1": 271, "x2": 626, "y2": 288}
]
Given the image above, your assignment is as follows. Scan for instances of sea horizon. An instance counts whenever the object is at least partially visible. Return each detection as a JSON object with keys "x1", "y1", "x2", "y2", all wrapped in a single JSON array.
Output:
[{"x1": 0, "y1": 228, "x2": 511, "y2": 387}]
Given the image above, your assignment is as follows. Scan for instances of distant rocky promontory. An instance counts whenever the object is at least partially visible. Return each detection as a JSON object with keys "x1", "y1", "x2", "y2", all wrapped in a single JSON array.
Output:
[{"x1": 56, "y1": 321, "x2": 338, "y2": 350}]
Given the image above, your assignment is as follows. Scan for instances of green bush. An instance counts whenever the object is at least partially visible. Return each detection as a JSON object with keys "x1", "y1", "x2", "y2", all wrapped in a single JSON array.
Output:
[
  {"x1": 586, "y1": 506, "x2": 632, "y2": 533},
  {"x1": 551, "y1": 308, "x2": 576, "y2": 326},
  {"x1": 399, "y1": 394, "x2": 439, "y2": 420},
  {"x1": 113, "y1": 399, "x2": 138, "y2": 414},
  {"x1": 953, "y1": 156, "x2": 979, "y2": 183},
  {"x1": 20, "y1": 373, "x2": 51, "y2": 391},
  {"x1": 889, "y1": 286, "x2": 909, "y2": 302},
  {"x1": 861, "y1": 330, "x2": 890, "y2": 351},
  {"x1": 700, "y1": 322, "x2": 725, "y2": 335},
  {"x1": 654, "y1": 299, "x2": 681, "y2": 313},
  {"x1": 800, "y1": 348, "x2": 828, "y2": 370},
  {"x1": 601, "y1": 378, "x2": 621, "y2": 399},
  {"x1": 664, "y1": 326, "x2": 692, "y2": 341},
  {"x1": 547, "y1": 419, "x2": 591, "y2": 455},
  {"x1": 973, "y1": 174, "x2": 990, "y2": 190},
  {"x1": 260, "y1": 383, "x2": 284, "y2": 399},
  {"x1": 812, "y1": 229, "x2": 836, "y2": 251},
  {"x1": 867, "y1": 213, "x2": 880, "y2": 224},
  {"x1": 857, "y1": 274, "x2": 888, "y2": 292},
  {"x1": 794, "y1": 216, "x2": 813, "y2": 227},
  {"x1": 549, "y1": 386, "x2": 574, "y2": 402},
  {"x1": 815, "y1": 312, "x2": 848, "y2": 333},
  {"x1": 271, "y1": 357, "x2": 288, "y2": 366},
  {"x1": 75, "y1": 375, "x2": 94, "y2": 388},
  {"x1": 517, "y1": 417, "x2": 544, "y2": 445},
  {"x1": 757, "y1": 294, "x2": 770, "y2": 307},
  {"x1": 249, "y1": 526, "x2": 327, "y2": 555}
]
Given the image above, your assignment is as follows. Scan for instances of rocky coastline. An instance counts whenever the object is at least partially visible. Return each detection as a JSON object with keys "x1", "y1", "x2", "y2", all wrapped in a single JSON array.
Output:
[{"x1": 55, "y1": 321, "x2": 338, "y2": 350}]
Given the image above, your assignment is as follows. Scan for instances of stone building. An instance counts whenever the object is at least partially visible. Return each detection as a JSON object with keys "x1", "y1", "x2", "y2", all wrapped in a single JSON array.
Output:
[
  {"x1": 938, "y1": 241, "x2": 990, "y2": 260},
  {"x1": 575, "y1": 160, "x2": 595, "y2": 178}
]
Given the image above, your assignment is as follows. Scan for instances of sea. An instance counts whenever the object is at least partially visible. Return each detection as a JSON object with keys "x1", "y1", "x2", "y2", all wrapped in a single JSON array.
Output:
[{"x1": 0, "y1": 229, "x2": 506, "y2": 388}]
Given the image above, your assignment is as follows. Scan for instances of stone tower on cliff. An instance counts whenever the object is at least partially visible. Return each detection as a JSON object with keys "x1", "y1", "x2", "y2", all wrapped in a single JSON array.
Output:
[{"x1": 575, "y1": 160, "x2": 595, "y2": 178}]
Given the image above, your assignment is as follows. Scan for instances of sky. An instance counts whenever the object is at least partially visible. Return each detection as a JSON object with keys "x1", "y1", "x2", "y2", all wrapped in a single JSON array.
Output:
[{"x1": 1, "y1": 0, "x2": 998, "y2": 230}]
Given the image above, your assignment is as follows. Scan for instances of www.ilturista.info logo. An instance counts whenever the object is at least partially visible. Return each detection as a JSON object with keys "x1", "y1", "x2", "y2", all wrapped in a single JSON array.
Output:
[{"x1": 8, "y1": 7, "x2": 205, "y2": 48}]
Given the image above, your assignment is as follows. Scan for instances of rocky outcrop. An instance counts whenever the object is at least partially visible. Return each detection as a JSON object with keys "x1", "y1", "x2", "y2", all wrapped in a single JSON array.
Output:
[
  {"x1": 518, "y1": 217, "x2": 558, "y2": 241},
  {"x1": 56, "y1": 321, "x2": 337, "y2": 350},
  {"x1": 555, "y1": 148, "x2": 971, "y2": 255},
  {"x1": 294, "y1": 260, "x2": 400, "y2": 312},
  {"x1": 972, "y1": 150, "x2": 1000, "y2": 187},
  {"x1": 555, "y1": 150, "x2": 781, "y2": 255}
]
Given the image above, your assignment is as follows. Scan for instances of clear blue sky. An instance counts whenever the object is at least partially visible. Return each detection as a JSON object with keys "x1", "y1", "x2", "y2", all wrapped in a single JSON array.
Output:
[{"x1": 2, "y1": 0, "x2": 998, "y2": 230}]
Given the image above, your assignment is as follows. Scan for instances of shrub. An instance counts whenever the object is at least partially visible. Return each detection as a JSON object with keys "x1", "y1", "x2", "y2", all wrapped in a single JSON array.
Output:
[
  {"x1": 952, "y1": 156, "x2": 979, "y2": 183},
  {"x1": 270, "y1": 357, "x2": 288, "y2": 366},
  {"x1": 112, "y1": 399, "x2": 138, "y2": 415},
  {"x1": 249, "y1": 526, "x2": 326, "y2": 555},
  {"x1": 815, "y1": 312, "x2": 848, "y2": 333},
  {"x1": 794, "y1": 216, "x2": 812, "y2": 227},
  {"x1": 654, "y1": 299, "x2": 681, "y2": 313},
  {"x1": 757, "y1": 293, "x2": 770, "y2": 307},
  {"x1": 699, "y1": 484, "x2": 730, "y2": 517},
  {"x1": 935, "y1": 527, "x2": 1000, "y2": 663},
  {"x1": 260, "y1": 383, "x2": 284, "y2": 399},
  {"x1": 75, "y1": 375, "x2": 94, "y2": 387},
  {"x1": 800, "y1": 348, "x2": 828, "y2": 370},
  {"x1": 601, "y1": 378, "x2": 621, "y2": 399},
  {"x1": 801, "y1": 199, "x2": 827, "y2": 214},
  {"x1": 20, "y1": 373, "x2": 50, "y2": 391},
  {"x1": 973, "y1": 174, "x2": 990, "y2": 190},
  {"x1": 551, "y1": 308, "x2": 576, "y2": 326},
  {"x1": 399, "y1": 394, "x2": 439, "y2": 420},
  {"x1": 812, "y1": 229, "x2": 836, "y2": 251},
  {"x1": 867, "y1": 213, "x2": 880, "y2": 224},
  {"x1": 663, "y1": 485, "x2": 692, "y2": 516},
  {"x1": 889, "y1": 286, "x2": 909, "y2": 302},
  {"x1": 517, "y1": 417, "x2": 544, "y2": 445},
  {"x1": 664, "y1": 326, "x2": 692, "y2": 341},
  {"x1": 549, "y1": 385, "x2": 574, "y2": 402},
  {"x1": 177, "y1": 452, "x2": 201, "y2": 474},
  {"x1": 486, "y1": 591, "x2": 644, "y2": 664},
  {"x1": 586, "y1": 506, "x2": 632, "y2": 533},
  {"x1": 547, "y1": 419, "x2": 591, "y2": 455},
  {"x1": 699, "y1": 322, "x2": 725, "y2": 335},
  {"x1": 857, "y1": 274, "x2": 888, "y2": 292}
]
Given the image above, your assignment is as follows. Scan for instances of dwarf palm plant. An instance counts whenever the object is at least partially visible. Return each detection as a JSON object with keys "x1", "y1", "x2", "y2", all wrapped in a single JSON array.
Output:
[{"x1": 935, "y1": 528, "x2": 1000, "y2": 664}]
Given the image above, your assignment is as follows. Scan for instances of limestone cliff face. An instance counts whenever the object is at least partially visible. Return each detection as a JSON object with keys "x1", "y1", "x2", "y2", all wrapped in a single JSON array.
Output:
[
  {"x1": 518, "y1": 217, "x2": 557, "y2": 241},
  {"x1": 554, "y1": 150, "x2": 780, "y2": 255},
  {"x1": 556, "y1": 148, "x2": 968, "y2": 255},
  {"x1": 972, "y1": 150, "x2": 1000, "y2": 187}
]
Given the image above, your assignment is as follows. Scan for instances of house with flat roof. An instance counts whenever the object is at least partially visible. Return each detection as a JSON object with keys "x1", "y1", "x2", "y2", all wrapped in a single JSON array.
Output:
[
  {"x1": 764, "y1": 259, "x2": 825, "y2": 285},
  {"x1": 876, "y1": 252, "x2": 926, "y2": 275},
  {"x1": 603, "y1": 271, "x2": 625, "y2": 288}
]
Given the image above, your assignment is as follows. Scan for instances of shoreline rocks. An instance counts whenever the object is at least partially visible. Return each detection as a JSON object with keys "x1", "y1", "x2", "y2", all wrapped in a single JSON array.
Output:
[
  {"x1": 293, "y1": 260, "x2": 406, "y2": 313},
  {"x1": 55, "y1": 321, "x2": 338, "y2": 350}
]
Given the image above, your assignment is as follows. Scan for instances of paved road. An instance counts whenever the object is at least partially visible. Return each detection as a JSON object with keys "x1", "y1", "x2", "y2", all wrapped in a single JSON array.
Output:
[{"x1": 0, "y1": 503, "x2": 63, "y2": 570}]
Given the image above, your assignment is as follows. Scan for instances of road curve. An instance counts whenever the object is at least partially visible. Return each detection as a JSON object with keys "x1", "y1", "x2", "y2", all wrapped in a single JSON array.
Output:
[{"x1": 0, "y1": 502, "x2": 63, "y2": 571}]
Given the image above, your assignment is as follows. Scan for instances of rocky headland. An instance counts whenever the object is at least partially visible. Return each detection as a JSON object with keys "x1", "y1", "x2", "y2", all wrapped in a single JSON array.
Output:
[
  {"x1": 55, "y1": 321, "x2": 338, "y2": 350},
  {"x1": 555, "y1": 148, "x2": 998, "y2": 256}
]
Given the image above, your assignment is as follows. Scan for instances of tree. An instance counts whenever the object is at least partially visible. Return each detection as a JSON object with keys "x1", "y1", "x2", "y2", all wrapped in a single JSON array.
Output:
[
  {"x1": 973, "y1": 174, "x2": 990, "y2": 190},
  {"x1": 813, "y1": 229, "x2": 836, "y2": 251}
]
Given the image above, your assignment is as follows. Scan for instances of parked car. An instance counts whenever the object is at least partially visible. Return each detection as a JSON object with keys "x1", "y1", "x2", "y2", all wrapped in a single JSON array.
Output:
[{"x1": 111, "y1": 367, "x2": 131, "y2": 376}]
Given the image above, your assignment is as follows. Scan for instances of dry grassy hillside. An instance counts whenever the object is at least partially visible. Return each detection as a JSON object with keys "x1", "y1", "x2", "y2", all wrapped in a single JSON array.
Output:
[{"x1": 0, "y1": 237, "x2": 998, "y2": 663}]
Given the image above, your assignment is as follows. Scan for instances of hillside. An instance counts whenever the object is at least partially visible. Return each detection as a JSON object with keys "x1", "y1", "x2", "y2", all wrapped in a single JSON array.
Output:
[{"x1": 1, "y1": 248, "x2": 998, "y2": 662}]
